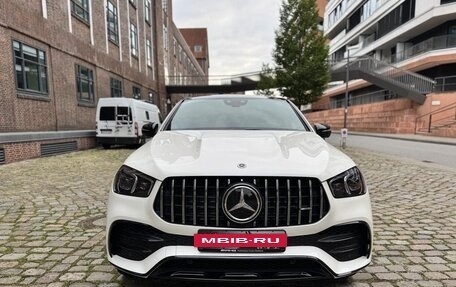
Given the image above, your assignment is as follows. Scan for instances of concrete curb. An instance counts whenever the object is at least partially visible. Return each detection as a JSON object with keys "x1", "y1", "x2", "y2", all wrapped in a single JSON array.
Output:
[{"x1": 332, "y1": 131, "x2": 456, "y2": 146}]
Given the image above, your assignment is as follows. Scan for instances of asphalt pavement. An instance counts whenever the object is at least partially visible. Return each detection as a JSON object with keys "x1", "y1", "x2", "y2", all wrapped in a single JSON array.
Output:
[{"x1": 327, "y1": 132, "x2": 456, "y2": 170}]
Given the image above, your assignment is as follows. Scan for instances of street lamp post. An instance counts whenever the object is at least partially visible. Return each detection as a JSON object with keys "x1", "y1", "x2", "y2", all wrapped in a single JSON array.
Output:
[
  {"x1": 344, "y1": 49, "x2": 349, "y2": 129},
  {"x1": 342, "y1": 49, "x2": 350, "y2": 149}
]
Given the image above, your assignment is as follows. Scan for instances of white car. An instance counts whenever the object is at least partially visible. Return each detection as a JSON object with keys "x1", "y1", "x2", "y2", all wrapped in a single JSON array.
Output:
[{"x1": 106, "y1": 95, "x2": 373, "y2": 281}]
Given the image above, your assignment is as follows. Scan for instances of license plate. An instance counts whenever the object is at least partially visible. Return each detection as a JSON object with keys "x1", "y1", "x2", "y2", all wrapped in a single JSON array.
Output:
[
  {"x1": 100, "y1": 129, "x2": 112, "y2": 134},
  {"x1": 194, "y1": 230, "x2": 287, "y2": 253}
]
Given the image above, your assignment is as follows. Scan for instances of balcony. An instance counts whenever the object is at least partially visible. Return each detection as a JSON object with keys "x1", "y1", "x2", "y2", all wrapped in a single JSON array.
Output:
[{"x1": 386, "y1": 34, "x2": 456, "y2": 64}]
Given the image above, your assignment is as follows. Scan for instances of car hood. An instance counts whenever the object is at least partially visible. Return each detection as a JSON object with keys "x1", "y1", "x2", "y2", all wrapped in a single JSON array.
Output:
[{"x1": 125, "y1": 130, "x2": 355, "y2": 182}]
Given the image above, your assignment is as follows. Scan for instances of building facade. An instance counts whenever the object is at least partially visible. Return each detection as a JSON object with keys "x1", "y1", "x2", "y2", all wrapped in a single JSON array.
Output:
[
  {"x1": 180, "y1": 28, "x2": 210, "y2": 75},
  {"x1": 307, "y1": 0, "x2": 456, "y2": 137},
  {"x1": 0, "y1": 0, "x2": 206, "y2": 164}
]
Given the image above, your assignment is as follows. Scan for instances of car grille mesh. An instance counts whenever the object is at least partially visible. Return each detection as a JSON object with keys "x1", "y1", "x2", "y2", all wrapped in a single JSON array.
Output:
[{"x1": 153, "y1": 177, "x2": 329, "y2": 228}]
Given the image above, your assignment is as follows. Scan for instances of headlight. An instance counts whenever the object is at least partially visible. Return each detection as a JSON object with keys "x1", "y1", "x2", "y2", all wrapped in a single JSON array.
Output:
[
  {"x1": 113, "y1": 165, "x2": 155, "y2": 197},
  {"x1": 328, "y1": 167, "x2": 366, "y2": 198}
]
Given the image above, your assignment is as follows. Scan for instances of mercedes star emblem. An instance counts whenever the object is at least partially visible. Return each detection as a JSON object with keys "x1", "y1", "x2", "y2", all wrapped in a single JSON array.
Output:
[{"x1": 222, "y1": 183, "x2": 262, "y2": 224}]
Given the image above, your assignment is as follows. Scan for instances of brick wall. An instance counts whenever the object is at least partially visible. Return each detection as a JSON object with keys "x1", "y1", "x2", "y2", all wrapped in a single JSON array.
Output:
[
  {"x1": 306, "y1": 93, "x2": 456, "y2": 136},
  {"x1": 0, "y1": 137, "x2": 97, "y2": 164},
  {"x1": 0, "y1": 0, "x2": 164, "y2": 133},
  {"x1": 305, "y1": 99, "x2": 419, "y2": 134}
]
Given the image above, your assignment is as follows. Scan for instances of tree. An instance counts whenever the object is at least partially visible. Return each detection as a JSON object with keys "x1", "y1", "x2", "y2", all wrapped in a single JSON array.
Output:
[
  {"x1": 271, "y1": 0, "x2": 330, "y2": 105},
  {"x1": 256, "y1": 63, "x2": 276, "y2": 96}
]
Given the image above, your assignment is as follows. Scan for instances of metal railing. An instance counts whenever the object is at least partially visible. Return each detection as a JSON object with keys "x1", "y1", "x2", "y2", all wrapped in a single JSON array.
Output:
[
  {"x1": 415, "y1": 101, "x2": 456, "y2": 134},
  {"x1": 166, "y1": 71, "x2": 262, "y2": 86},
  {"x1": 435, "y1": 75, "x2": 456, "y2": 92},
  {"x1": 348, "y1": 56, "x2": 435, "y2": 94},
  {"x1": 329, "y1": 89, "x2": 398, "y2": 109},
  {"x1": 387, "y1": 34, "x2": 456, "y2": 64}
]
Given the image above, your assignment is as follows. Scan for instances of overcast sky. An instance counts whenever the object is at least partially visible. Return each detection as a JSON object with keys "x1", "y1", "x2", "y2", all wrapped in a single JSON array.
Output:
[{"x1": 172, "y1": 0, "x2": 282, "y2": 76}]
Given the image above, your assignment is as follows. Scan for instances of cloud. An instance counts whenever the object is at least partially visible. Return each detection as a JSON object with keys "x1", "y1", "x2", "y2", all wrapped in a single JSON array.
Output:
[{"x1": 172, "y1": 0, "x2": 282, "y2": 76}]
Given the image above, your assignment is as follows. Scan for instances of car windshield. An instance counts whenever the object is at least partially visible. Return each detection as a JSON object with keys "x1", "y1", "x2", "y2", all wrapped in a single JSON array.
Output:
[{"x1": 166, "y1": 98, "x2": 309, "y2": 131}]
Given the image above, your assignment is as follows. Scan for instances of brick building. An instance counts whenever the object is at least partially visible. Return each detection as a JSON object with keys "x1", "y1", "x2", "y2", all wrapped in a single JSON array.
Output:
[
  {"x1": 180, "y1": 28, "x2": 209, "y2": 75},
  {"x1": 0, "y1": 0, "x2": 207, "y2": 164},
  {"x1": 306, "y1": 0, "x2": 456, "y2": 137}
]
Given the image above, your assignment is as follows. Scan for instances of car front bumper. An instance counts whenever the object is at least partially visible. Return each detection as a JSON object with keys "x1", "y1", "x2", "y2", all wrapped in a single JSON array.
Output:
[{"x1": 106, "y1": 181, "x2": 373, "y2": 280}]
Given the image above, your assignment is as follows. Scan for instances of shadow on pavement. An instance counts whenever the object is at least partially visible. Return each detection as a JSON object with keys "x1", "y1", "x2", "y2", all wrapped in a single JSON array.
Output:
[{"x1": 120, "y1": 275, "x2": 352, "y2": 287}]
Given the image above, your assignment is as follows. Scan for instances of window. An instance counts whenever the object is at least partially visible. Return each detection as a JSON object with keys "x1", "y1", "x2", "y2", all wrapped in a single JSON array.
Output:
[
  {"x1": 13, "y1": 41, "x2": 48, "y2": 94},
  {"x1": 146, "y1": 39, "x2": 152, "y2": 67},
  {"x1": 110, "y1": 78, "x2": 122, "y2": 98},
  {"x1": 145, "y1": 0, "x2": 151, "y2": 24},
  {"x1": 71, "y1": 0, "x2": 90, "y2": 23},
  {"x1": 166, "y1": 98, "x2": 308, "y2": 131},
  {"x1": 194, "y1": 45, "x2": 202, "y2": 53},
  {"x1": 75, "y1": 64, "x2": 95, "y2": 103},
  {"x1": 130, "y1": 23, "x2": 138, "y2": 57},
  {"x1": 100, "y1": 107, "x2": 115, "y2": 120},
  {"x1": 129, "y1": 0, "x2": 137, "y2": 8},
  {"x1": 107, "y1": 1, "x2": 119, "y2": 44},
  {"x1": 133, "y1": 86, "x2": 141, "y2": 99}
]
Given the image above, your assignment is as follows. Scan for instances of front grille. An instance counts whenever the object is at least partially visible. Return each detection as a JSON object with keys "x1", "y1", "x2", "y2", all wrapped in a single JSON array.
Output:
[{"x1": 154, "y1": 177, "x2": 330, "y2": 228}]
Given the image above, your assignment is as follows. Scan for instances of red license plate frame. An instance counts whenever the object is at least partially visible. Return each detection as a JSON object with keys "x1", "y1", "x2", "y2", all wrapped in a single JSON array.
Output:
[{"x1": 194, "y1": 230, "x2": 287, "y2": 253}]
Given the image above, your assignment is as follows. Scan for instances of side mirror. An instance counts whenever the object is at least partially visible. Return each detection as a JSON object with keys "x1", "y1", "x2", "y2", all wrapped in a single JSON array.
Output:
[
  {"x1": 142, "y1": 122, "x2": 159, "y2": 138},
  {"x1": 314, "y1": 123, "x2": 331, "y2": 139}
]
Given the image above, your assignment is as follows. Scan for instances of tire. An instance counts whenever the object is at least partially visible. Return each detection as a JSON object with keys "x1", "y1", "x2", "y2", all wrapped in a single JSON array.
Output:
[{"x1": 102, "y1": 144, "x2": 111, "y2": 149}]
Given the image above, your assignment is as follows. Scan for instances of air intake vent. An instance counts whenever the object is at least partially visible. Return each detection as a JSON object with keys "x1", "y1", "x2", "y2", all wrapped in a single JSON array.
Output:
[
  {"x1": 41, "y1": 141, "x2": 77, "y2": 157},
  {"x1": 0, "y1": 148, "x2": 5, "y2": 165}
]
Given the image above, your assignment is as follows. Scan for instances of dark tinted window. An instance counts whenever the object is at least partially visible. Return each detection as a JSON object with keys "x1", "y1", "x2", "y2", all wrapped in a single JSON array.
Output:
[
  {"x1": 168, "y1": 98, "x2": 308, "y2": 131},
  {"x1": 100, "y1": 107, "x2": 115, "y2": 121},
  {"x1": 117, "y1": 107, "x2": 132, "y2": 122}
]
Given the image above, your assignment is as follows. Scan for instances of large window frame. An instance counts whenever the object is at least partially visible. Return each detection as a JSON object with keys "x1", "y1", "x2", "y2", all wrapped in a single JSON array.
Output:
[
  {"x1": 146, "y1": 39, "x2": 152, "y2": 67},
  {"x1": 13, "y1": 40, "x2": 48, "y2": 95},
  {"x1": 75, "y1": 64, "x2": 95, "y2": 104},
  {"x1": 145, "y1": 0, "x2": 151, "y2": 24},
  {"x1": 110, "y1": 78, "x2": 122, "y2": 98},
  {"x1": 71, "y1": 0, "x2": 90, "y2": 24},
  {"x1": 133, "y1": 86, "x2": 141, "y2": 99},
  {"x1": 107, "y1": 1, "x2": 119, "y2": 45},
  {"x1": 130, "y1": 23, "x2": 138, "y2": 57}
]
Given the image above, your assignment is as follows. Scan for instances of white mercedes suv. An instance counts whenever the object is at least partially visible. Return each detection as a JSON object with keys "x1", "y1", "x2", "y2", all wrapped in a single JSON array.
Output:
[{"x1": 106, "y1": 95, "x2": 373, "y2": 281}]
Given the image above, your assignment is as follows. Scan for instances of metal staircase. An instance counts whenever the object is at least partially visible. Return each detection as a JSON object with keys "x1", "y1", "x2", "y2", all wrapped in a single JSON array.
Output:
[{"x1": 331, "y1": 56, "x2": 435, "y2": 104}]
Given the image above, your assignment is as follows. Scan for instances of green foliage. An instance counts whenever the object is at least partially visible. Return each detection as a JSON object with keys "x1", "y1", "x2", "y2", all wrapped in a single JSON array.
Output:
[
  {"x1": 256, "y1": 63, "x2": 277, "y2": 96},
  {"x1": 272, "y1": 0, "x2": 330, "y2": 105}
]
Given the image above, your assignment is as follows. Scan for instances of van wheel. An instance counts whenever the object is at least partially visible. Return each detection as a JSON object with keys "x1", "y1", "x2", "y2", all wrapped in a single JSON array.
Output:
[{"x1": 102, "y1": 144, "x2": 111, "y2": 149}]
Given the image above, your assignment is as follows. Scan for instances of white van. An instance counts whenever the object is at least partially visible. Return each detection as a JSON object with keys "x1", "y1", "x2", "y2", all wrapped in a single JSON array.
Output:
[{"x1": 96, "y1": 98, "x2": 161, "y2": 148}]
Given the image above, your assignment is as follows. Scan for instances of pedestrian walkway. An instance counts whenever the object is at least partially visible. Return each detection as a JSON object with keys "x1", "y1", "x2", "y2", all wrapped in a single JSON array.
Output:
[{"x1": 346, "y1": 131, "x2": 456, "y2": 146}]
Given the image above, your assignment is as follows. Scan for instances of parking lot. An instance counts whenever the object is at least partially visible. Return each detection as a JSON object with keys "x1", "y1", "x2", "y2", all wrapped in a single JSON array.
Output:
[{"x1": 0, "y1": 147, "x2": 455, "y2": 287}]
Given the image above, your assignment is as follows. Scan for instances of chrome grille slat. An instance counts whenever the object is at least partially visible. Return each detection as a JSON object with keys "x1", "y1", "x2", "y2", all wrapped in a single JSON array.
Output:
[
  {"x1": 275, "y1": 179, "x2": 279, "y2": 226},
  {"x1": 181, "y1": 179, "x2": 186, "y2": 224},
  {"x1": 204, "y1": 179, "x2": 208, "y2": 226},
  {"x1": 192, "y1": 179, "x2": 197, "y2": 225},
  {"x1": 320, "y1": 187, "x2": 324, "y2": 218},
  {"x1": 171, "y1": 179, "x2": 175, "y2": 223},
  {"x1": 216, "y1": 179, "x2": 220, "y2": 227},
  {"x1": 309, "y1": 179, "x2": 313, "y2": 224},
  {"x1": 287, "y1": 179, "x2": 291, "y2": 226},
  {"x1": 155, "y1": 176, "x2": 329, "y2": 228},
  {"x1": 298, "y1": 179, "x2": 302, "y2": 225},
  {"x1": 160, "y1": 185, "x2": 164, "y2": 218},
  {"x1": 264, "y1": 179, "x2": 268, "y2": 227}
]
